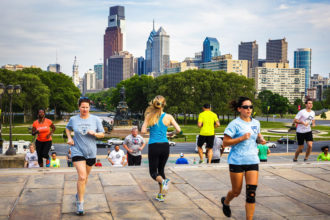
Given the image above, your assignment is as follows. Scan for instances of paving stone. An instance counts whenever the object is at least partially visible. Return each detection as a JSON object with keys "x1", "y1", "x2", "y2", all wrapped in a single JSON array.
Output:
[
  {"x1": 257, "y1": 183, "x2": 284, "y2": 197},
  {"x1": 309, "y1": 203, "x2": 330, "y2": 215},
  {"x1": 0, "y1": 216, "x2": 8, "y2": 220},
  {"x1": 146, "y1": 190, "x2": 198, "y2": 210},
  {"x1": 165, "y1": 173, "x2": 186, "y2": 184},
  {"x1": 0, "y1": 175, "x2": 27, "y2": 184},
  {"x1": 0, "y1": 197, "x2": 16, "y2": 216},
  {"x1": 160, "y1": 208, "x2": 211, "y2": 219},
  {"x1": 109, "y1": 200, "x2": 162, "y2": 220},
  {"x1": 200, "y1": 190, "x2": 246, "y2": 207},
  {"x1": 104, "y1": 185, "x2": 147, "y2": 202},
  {"x1": 62, "y1": 194, "x2": 109, "y2": 213},
  {"x1": 0, "y1": 183, "x2": 25, "y2": 197},
  {"x1": 25, "y1": 174, "x2": 64, "y2": 189},
  {"x1": 64, "y1": 179, "x2": 103, "y2": 195},
  {"x1": 295, "y1": 180, "x2": 330, "y2": 195},
  {"x1": 258, "y1": 196, "x2": 322, "y2": 217},
  {"x1": 267, "y1": 168, "x2": 318, "y2": 181},
  {"x1": 308, "y1": 173, "x2": 330, "y2": 182},
  {"x1": 19, "y1": 188, "x2": 62, "y2": 205},
  {"x1": 62, "y1": 212, "x2": 113, "y2": 220},
  {"x1": 230, "y1": 203, "x2": 285, "y2": 220},
  {"x1": 294, "y1": 167, "x2": 330, "y2": 174},
  {"x1": 193, "y1": 198, "x2": 223, "y2": 217},
  {"x1": 99, "y1": 173, "x2": 137, "y2": 186},
  {"x1": 9, "y1": 204, "x2": 61, "y2": 220},
  {"x1": 286, "y1": 215, "x2": 330, "y2": 220},
  {"x1": 175, "y1": 183, "x2": 204, "y2": 200}
]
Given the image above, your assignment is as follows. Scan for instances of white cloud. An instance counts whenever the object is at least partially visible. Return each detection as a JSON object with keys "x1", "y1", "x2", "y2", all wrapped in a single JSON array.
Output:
[{"x1": 0, "y1": 0, "x2": 329, "y2": 77}]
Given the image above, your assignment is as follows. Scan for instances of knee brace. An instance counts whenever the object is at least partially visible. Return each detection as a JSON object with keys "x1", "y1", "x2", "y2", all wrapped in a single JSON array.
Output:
[{"x1": 246, "y1": 185, "x2": 257, "y2": 203}]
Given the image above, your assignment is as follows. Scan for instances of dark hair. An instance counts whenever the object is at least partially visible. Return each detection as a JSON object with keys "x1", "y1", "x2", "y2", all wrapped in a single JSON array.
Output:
[
  {"x1": 305, "y1": 98, "x2": 313, "y2": 104},
  {"x1": 321, "y1": 145, "x2": 329, "y2": 152},
  {"x1": 230, "y1": 97, "x2": 252, "y2": 112},
  {"x1": 38, "y1": 109, "x2": 46, "y2": 113},
  {"x1": 51, "y1": 152, "x2": 57, "y2": 155},
  {"x1": 78, "y1": 97, "x2": 91, "y2": 107},
  {"x1": 203, "y1": 103, "x2": 210, "y2": 109}
]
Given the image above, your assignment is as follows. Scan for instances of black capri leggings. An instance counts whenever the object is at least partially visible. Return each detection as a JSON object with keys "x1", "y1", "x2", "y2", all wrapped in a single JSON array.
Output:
[
  {"x1": 35, "y1": 140, "x2": 52, "y2": 165},
  {"x1": 148, "y1": 142, "x2": 170, "y2": 180}
]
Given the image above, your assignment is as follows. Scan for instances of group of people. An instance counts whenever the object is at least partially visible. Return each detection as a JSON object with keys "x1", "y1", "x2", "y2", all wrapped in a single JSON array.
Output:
[{"x1": 23, "y1": 95, "x2": 327, "y2": 219}]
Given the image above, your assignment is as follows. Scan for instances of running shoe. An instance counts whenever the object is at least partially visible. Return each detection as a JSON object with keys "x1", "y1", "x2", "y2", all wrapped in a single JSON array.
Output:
[
  {"x1": 199, "y1": 160, "x2": 204, "y2": 164},
  {"x1": 304, "y1": 158, "x2": 308, "y2": 162},
  {"x1": 293, "y1": 159, "x2": 298, "y2": 162},
  {"x1": 76, "y1": 201, "x2": 84, "y2": 215},
  {"x1": 221, "y1": 197, "x2": 231, "y2": 217},
  {"x1": 155, "y1": 193, "x2": 164, "y2": 202},
  {"x1": 162, "y1": 178, "x2": 170, "y2": 192}
]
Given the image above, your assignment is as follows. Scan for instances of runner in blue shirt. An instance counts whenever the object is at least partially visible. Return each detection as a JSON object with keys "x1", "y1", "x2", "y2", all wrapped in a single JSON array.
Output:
[{"x1": 221, "y1": 97, "x2": 266, "y2": 220}]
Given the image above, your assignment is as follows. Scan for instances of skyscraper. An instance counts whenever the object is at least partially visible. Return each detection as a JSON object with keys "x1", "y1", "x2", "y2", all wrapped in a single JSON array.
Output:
[
  {"x1": 104, "y1": 6, "x2": 125, "y2": 88},
  {"x1": 152, "y1": 27, "x2": 170, "y2": 74},
  {"x1": 107, "y1": 51, "x2": 134, "y2": 87},
  {"x1": 94, "y1": 63, "x2": 103, "y2": 89},
  {"x1": 239, "y1": 41, "x2": 258, "y2": 68},
  {"x1": 72, "y1": 56, "x2": 79, "y2": 86},
  {"x1": 266, "y1": 38, "x2": 288, "y2": 63},
  {"x1": 47, "y1": 64, "x2": 61, "y2": 73},
  {"x1": 145, "y1": 21, "x2": 156, "y2": 75},
  {"x1": 294, "y1": 48, "x2": 312, "y2": 94},
  {"x1": 202, "y1": 37, "x2": 220, "y2": 63},
  {"x1": 136, "y1": 57, "x2": 145, "y2": 75}
]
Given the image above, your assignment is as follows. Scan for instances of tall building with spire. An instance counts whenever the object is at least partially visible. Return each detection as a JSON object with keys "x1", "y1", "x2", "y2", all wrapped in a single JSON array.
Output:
[
  {"x1": 145, "y1": 20, "x2": 156, "y2": 75},
  {"x1": 152, "y1": 26, "x2": 170, "y2": 74},
  {"x1": 103, "y1": 5, "x2": 125, "y2": 88},
  {"x1": 72, "y1": 56, "x2": 79, "y2": 86}
]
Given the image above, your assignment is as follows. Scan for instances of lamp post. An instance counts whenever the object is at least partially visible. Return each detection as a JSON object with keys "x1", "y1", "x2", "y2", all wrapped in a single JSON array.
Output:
[
  {"x1": 4, "y1": 84, "x2": 21, "y2": 155},
  {"x1": 0, "y1": 83, "x2": 4, "y2": 150}
]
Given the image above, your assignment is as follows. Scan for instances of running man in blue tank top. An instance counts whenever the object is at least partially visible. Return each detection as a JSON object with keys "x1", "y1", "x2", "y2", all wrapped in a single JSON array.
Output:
[
  {"x1": 142, "y1": 95, "x2": 181, "y2": 202},
  {"x1": 221, "y1": 97, "x2": 266, "y2": 220}
]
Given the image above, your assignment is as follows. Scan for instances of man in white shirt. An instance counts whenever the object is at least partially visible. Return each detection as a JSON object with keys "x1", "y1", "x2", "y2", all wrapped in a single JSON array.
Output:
[
  {"x1": 24, "y1": 144, "x2": 40, "y2": 168},
  {"x1": 108, "y1": 145, "x2": 125, "y2": 167},
  {"x1": 210, "y1": 136, "x2": 224, "y2": 163},
  {"x1": 123, "y1": 127, "x2": 145, "y2": 166},
  {"x1": 293, "y1": 99, "x2": 315, "y2": 162}
]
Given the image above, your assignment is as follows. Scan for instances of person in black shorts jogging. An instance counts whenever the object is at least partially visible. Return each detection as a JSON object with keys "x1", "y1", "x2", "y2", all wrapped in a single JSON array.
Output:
[
  {"x1": 293, "y1": 98, "x2": 315, "y2": 162},
  {"x1": 221, "y1": 97, "x2": 266, "y2": 220},
  {"x1": 197, "y1": 104, "x2": 220, "y2": 164}
]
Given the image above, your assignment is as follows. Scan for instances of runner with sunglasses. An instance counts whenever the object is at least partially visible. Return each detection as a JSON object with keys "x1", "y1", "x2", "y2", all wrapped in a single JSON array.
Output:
[
  {"x1": 221, "y1": 97, "x2": 266, "y2": 220},
  {"x1": 65, "y1": 97, "x2": 104, "y2": 215}
]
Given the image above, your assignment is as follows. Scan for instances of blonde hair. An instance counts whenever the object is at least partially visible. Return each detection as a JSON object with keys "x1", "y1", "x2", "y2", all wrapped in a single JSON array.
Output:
[
  {"x1": 29, "y1": 143, "x2": 35, "y2": 149},
  {"x1": 144, "y1": 95, "x2": 166, "y2": 127}
]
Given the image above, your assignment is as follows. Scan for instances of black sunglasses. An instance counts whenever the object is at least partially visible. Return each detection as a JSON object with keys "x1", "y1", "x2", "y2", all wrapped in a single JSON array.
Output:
[{"x1": 241, "y1": 105, "x2": 253, "y2": 109}]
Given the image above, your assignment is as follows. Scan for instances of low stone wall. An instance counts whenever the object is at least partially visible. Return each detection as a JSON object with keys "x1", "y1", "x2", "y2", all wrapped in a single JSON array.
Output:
[{"x1": 0, "y1": 154, "x2": 25, "y2": 168}]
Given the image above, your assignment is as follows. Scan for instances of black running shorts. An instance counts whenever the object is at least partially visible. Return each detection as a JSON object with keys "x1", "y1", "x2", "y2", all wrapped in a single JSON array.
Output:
[
  {"x1": 197, "y1": 135, "x2": 215, "y2": 149},
  {"x1": 229, "y1": 164, "x2": 259, "y2": 173},
  {"x1": 297, "y1": 131, "x2": 313, "y2": 145},
  {"x1": 72, "y1": 156, "x2": 96, "y2": 166}
]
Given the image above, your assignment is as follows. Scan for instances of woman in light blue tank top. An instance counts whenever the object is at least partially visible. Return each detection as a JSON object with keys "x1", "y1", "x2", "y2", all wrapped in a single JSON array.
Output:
[{"x1": 142, "y1": 95, "x2": 181, "y2": 202}]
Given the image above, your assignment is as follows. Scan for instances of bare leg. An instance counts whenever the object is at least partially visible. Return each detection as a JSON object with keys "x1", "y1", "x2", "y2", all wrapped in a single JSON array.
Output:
[
  {"x1": 245, "y1": 171, "x2": 259, "y2": 220},
  {"x1": 207, "y1": 148, "x2": 213, "y2": 164},
  {"x1": 224, "y1": 172, "x2": 244, "y2": 205},
  {"x1": 294, "y1": 145, "x2": 304, "y2": 160},
  {"x1": 74, "y1": 161, "x2": 88, "y2": 202},
  {"x1": 198, "y1": 147, "x2": 204, "y2": 161},
  {"x1": 304, "y1": 141, "x2": 313, "y2": 160},
  {"x1": 155, "y1": 175, "x2": 163, "y2": 194}
]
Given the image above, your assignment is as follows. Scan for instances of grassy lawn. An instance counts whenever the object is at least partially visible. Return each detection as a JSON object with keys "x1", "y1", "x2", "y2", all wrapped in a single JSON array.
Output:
[{"x1": 2, "y1": 126, "x2": 66, "y2": 135}]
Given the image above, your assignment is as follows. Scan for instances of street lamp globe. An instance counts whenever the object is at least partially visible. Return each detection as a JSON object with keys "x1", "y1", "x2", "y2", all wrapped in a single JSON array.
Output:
[
  {"x1": 14, "y1": 85, "x2": 21, "y2": 94},
  {"x1": 7, "y1": 85, "x2": 14, "y2": 95},
  {"x1": 0, "y1": 83, "x2": 4, "y2": 95}
]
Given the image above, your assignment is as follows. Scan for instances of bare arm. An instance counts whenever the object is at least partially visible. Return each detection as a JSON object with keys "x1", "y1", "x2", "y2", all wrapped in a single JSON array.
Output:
[
  {"x1": 24, "y1": 160, "x2": 28, "y2": 168},
  {"x1": 32, "y1": 126, "x2": 39, "y2": 136},
  {"x1": 66, "y1": 128, "x2": 74, "y2": 146},
  {"x1": 46, "y1": 123, "x2": 56, "y2": 139},
  {"x1": 215, "y1": 120, "x2": 220, "y2": 128},
  {"x1": 139, "y1": 142, "x2": 146, "y2": 151},
  {"x1": 170, "y1": 115, "x2": 181, "y2": 133},
  {"x1": 123, "y1": 143, "x2": 133, "y2": 153},
  {"x1": 107, "y1": 157, "x2": 114, "y2": 165},
  {"x1": 312, "y1": 120, "x2": 315, "y2": 127},
  {"x1": 223, "y1": 133, "x2": 251, "y2": 146},
  {"x1": 257, "y1": 133, "x2": 266, "y2": 145},
  {"x1": 87, "y1": 130, "x2": 104, "y2": 139},
  {"x1": 197, "y1": 121, "x2": 203, "y2": 128},
  {"x1": 267, "y1": 148, "x2": 271, "y2": 155},
  {"x1": 141, "y1": 116, "x2": 149, "y2": 134}
]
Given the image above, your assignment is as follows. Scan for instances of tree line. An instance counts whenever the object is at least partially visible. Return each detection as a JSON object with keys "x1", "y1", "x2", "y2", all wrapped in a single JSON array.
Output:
[{"x1": 0, "y1": 68, "x2": 80, "y2": 122}]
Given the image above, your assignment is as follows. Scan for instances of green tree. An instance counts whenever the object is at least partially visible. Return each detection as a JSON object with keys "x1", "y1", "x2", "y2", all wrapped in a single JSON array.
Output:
[
  {"x1": 320, "y1": 112, "x2": 327, "y2": 119},
  {"x1": 323, "y1": 88, "x2": 330, "y2": 108}
]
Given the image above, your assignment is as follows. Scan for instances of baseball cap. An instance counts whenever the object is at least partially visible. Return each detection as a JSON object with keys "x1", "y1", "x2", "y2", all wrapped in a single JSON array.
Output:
[{"x1": 180, "y1": 153, "x2": 184, "y2": 157}]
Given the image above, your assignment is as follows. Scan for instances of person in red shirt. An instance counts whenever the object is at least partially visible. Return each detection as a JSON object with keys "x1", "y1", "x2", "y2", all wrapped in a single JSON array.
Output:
[
  {"x1": 95, "y1": 159, "x2": 102, "y2": 167},
  {"x1": 32, "y1": 109, "x2": 56, "y2": 167}
]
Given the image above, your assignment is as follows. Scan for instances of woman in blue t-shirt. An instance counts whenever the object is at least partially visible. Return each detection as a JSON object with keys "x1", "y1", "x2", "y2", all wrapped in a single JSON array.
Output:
[
  {"x1": 221, "y1": 97, "x2": 266, "y2": 220},
  {"x1": 142, "y1": 95, "x2": 181, "y2": 202}
]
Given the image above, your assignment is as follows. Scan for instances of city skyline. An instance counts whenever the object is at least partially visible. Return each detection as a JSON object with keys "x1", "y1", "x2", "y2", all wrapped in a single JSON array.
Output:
[{"x1": 0, "y1": 0, "x2": 329, "y2": 77}]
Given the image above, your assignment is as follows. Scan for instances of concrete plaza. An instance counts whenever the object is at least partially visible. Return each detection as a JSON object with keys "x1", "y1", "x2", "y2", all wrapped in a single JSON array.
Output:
[{"x1": 0, "y1": 162, "x2": 329, "y2": 220}]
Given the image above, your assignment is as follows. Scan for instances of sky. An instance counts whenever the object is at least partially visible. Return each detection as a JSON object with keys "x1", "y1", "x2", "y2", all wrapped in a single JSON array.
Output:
[{"x1": 0, "y1": 0, "x2": 330, "y2": 78}]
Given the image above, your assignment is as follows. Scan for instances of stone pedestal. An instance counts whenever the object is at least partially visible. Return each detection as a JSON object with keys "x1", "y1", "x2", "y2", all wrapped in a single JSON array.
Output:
[{"x1": 0, "y1": 154, "x2": 25, "y2": 168}]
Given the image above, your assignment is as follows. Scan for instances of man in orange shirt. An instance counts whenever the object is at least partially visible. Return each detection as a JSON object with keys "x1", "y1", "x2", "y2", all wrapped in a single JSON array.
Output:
[{"x1": 32, "y1": 109, "x2": 56, "y2": 167}]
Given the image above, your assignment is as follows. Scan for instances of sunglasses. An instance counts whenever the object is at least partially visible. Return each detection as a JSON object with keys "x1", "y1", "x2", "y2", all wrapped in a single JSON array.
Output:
[
  {"x1": 241, "y1": 105, "x2": 253, "y2": 109},
  {"x1": 79, "y1": 96, "x2": 89, "y2": 100}
]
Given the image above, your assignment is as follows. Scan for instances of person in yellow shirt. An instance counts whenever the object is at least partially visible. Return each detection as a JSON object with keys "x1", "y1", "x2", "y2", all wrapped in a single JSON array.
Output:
[
  {"x1": 50, "y1": 152, "x2": 60, "y2": 168},
  {"x1": 197, "y1": 104, "x2": 220, "y2": 164}
]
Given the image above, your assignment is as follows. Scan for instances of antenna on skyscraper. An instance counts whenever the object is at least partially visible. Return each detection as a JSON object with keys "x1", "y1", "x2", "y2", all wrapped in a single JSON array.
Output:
[{"x1": 153, "y1": 19, "x2": 155, "y2": 31}]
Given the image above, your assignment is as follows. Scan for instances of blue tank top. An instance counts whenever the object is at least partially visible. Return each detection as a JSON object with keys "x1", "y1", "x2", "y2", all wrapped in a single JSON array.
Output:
[{"x1": 149, "y1": 113, "x2": 168, "y2": 144}]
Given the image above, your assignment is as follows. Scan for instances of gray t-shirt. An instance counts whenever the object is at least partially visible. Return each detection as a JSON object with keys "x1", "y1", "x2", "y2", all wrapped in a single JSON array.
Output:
[
  {"x1": 25, "y1": 151, "x2": 39, "y2": 168},
  {"x1": 124, "y1": 134, "x2": 145, "y2": 156},
  {"x1": 66, "y1": 114, "x2": 104, "y2": 159}
]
